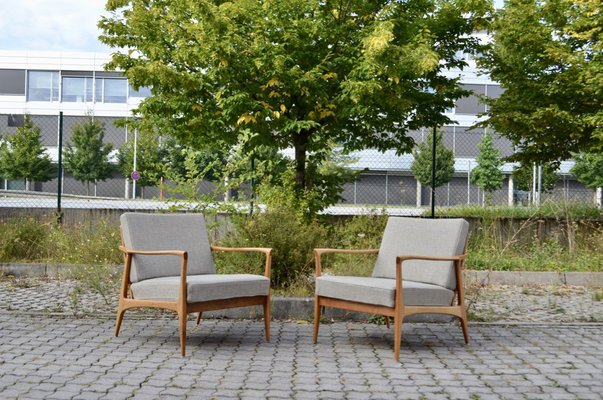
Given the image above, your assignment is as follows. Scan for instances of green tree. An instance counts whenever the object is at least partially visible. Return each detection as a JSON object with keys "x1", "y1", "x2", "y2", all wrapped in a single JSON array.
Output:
[
  {"x1": 0, "y1": 116, "x2": 53, "y2": 190},
  {"x1": 479, "y1": 0, "x2": 602, "y2": 164},
  {"x1": 471, "y1": 132, "x2": 504, "y2": 205},
  {"x1": 63, "y1": 117, "x2": 114, "y2": 196},
  {"x1": 411, "y1": 130, "x2": 455, "y2": 190},
  {"x1": 513, "y1": 162, "x2": 560, "y2": 194},
  {"x1": 571, "y1": 152, "x2": 603, "y2": 206},
  {"x1": 117, "y1": 129, "x2": 165, "y2": 198},
  {"x1": 99, "y1": 0, "x2": 491, "y2": 203}
]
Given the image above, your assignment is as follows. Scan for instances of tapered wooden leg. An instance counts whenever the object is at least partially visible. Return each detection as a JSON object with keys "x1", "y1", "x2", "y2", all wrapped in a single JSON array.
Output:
[
  {"x1": 196, "y1": 312, "x2": 202, "y2": 326},
  {"x1": 459, "y1": 315, "x2": 470, "y2": 344},
  {"x1": 179, "y1": 312, "x2": 187, "y2": 357},
  {"x1": 115, "y1": 306, "x2": 126, "y2": 337},
  {"x1": 385, "y1": 316, "x2": 390, "y2": 329},
  {"x1": 263, "y1": 296, "x2": 271, "y2": 342},
  {"x1": 313, "y1": 295, "x2": 321, "y2": 343},
  {"x1": 393, "y1": 314, "x2": 402, "y2": 361}
]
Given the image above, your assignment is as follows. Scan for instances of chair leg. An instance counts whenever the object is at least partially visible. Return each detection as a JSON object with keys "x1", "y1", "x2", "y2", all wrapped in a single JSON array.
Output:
[
  {"x1": 393, "y1": 314, "x2": 402, "y2": 361},
  {"x1": 196, "y1": 312, "x2": 202, "y2": 326},
  {"x1": 179, "y1": 311, "x2": 187, "y2": 357},
  {"x1": 263, "y1": 295, "x2": 271, "y2": 342},
  {"x1": 115, "y1": 305, "x2": 126, "y2": 337},
  {"x1": 459, "y1": 315, "x2": 470, "y2": 344},
  {"x1": 313, "y1": 295, "x2": 321, "y2": 343},
  {"x1": 385, "y1": 316, "x2": 390, "y2": 329}
]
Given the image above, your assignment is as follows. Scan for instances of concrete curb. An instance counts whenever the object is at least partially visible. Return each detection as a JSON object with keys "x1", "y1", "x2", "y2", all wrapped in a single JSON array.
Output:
[{"x1": 2, "y1": 263, "x2": 602, "y2": 287}]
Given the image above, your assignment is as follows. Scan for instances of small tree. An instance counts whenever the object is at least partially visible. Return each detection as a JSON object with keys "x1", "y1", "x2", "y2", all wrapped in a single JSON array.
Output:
[
  {"x1": 64, "y1": 117, "x2": 114, "y2": 196},
  {"x1": 571, "y1": 152, "x2": 603, "y2": 206},
  {"x1": 513, "y1": 162, "x2": 560, "y2": 194},
  {"x1": 117, "y1": 129, "x2": 165, "y2": 198},
  {"x1": 471, "y1": 132, "x2": 504, "y2": 206},
  {"x1": 411, "y1": 130, "x2": 455, "y2": 194},
  {"x1": 0, "y1": 116, "x2": 53, "y2": 190}
]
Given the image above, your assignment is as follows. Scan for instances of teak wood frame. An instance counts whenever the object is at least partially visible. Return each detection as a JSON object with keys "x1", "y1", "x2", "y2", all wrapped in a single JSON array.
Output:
[
  {"x1": 312, "y1": 247, "x2": 469, "y2": 361},
  {"x1": 115, "y1": 242, "x2": 272, "y2": 357}
]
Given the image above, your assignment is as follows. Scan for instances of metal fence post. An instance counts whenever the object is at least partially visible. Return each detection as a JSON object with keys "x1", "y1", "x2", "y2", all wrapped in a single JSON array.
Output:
[
  {"x1": 56, "y1": 112, "x2": 64, "y2": 224},
  {"x1": 431, "y1": 126, "x2": 436, "y2": 218}
]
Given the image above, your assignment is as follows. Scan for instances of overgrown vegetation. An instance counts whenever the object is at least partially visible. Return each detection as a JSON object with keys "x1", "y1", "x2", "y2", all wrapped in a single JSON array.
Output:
[
  {"x1": 437, "y1": 202, "x2": 601, "y2": 220},
  {"x1": 1, "y1": 204, "x2": 601, "y2": 298},
  {"x1": 0, "y1": 216, "x2": 121, "y2": 265}
]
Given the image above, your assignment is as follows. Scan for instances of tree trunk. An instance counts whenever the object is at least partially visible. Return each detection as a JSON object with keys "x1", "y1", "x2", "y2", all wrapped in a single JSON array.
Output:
[{"x1": 292, "y1": 130, "x2": 310, "y2": 190}]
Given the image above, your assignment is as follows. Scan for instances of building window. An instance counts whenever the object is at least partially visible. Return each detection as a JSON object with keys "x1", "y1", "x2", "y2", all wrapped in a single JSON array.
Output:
[
  {"x1": 95, "y1": 77, "x2": 127, "y2": 103},
  {"x1": 0, "y1": 69, "x2": 26, "y2": 95},
  {"x1": 27, "y1": 71, "x2": 59, "y2": 101},
  {"x1": 129, "y1": 84, "x2": 152, "y2": 98},
  {"x1": 62, "y1": 76, "x2": 93, "y2": 102}
]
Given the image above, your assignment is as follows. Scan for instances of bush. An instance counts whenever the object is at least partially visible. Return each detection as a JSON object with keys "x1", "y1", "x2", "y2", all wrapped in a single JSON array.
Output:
[
  {"x1": 0, "y1": 216, "x2": 49, "y2": 261},
  {"x1": 216, "y1": 207, "x2": 328, "y2": 290}
]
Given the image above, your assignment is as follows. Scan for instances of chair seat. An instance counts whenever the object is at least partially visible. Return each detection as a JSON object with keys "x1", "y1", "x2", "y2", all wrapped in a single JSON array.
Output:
[
  {"x1": 315, "y1": 276, "x2": 454, "y2": 308},
  {"x1": 131, "y1": 274, "x2": 270, "y2": 303}
]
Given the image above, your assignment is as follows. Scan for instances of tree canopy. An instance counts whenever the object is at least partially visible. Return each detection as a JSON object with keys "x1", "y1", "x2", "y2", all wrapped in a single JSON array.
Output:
[
  {"x1": 571, "y1": 152, "x2": 603, "y2": 190},
  {"x1": 99, "y1": 0, "x2": 491, "y2": 194},
  {"x1": 0, "y1": 116, "x2": 53, "y2": 190},
  {"x1": 479, "y1": 0, "x2": 602, "y2": 164}
]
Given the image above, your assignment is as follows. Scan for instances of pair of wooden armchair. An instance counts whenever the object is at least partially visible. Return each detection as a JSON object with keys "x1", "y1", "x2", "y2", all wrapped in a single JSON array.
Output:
[{"x1": 116, "y1": 213, "x2": 469, "y2": 360}]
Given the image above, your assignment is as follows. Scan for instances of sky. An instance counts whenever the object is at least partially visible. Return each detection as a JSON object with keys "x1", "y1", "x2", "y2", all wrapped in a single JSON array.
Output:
[
  {"x1": 0, "y1": 0, "x2": 110, "y2": 53},
  {"x1": 0, "y1": 0, "x2": 506, "y2": 54}
]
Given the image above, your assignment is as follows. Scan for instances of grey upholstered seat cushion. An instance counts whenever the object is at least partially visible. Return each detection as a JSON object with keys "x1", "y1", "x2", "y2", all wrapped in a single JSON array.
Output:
[
  {"x1": 372, "y1": 218, "x2": 469, "y2": 290},
  {"x1": 315, "y1": 276, "x2": 454, "y2": 308},
  {"x1": 131, "y1": 274, "x2": 270, "y2": 303},
  {"x1": 121, "y1": 213, "x2": 216, "y2": 283}
]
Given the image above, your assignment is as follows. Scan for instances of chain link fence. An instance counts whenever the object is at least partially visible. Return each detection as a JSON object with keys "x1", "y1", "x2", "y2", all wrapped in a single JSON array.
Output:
[{"x1": 0, "y1": 112, "x2": 598, "y2": 221}]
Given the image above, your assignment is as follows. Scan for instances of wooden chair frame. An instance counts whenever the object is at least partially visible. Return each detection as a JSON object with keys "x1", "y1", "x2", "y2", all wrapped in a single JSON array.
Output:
[
  {"x1": 115, "y1": 242, "x2": 272, "y2": 357},
  {"x1": 312, "y1": 246, "x2": 468, "y2": 361}
]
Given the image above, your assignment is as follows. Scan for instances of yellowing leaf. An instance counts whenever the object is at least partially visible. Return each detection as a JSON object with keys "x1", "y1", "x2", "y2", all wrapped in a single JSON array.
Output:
[
  {"x1": 266, "y1": 77, "x2": 280, "y2": 87},
  {"x1": 280, "y1": 104, "x2": 287, "y2": 113},
  {"x1": 236, "y1": 113, "x2": 256, "y2": 125}
]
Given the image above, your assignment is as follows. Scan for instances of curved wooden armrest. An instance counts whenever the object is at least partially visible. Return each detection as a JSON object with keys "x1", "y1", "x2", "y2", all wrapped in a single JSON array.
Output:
[
  {"x1": 118, "y1": 245, "x2": 187, "y2": 257},
  {"x1": 314, "y1": 248, "x2": 379, "y2": 277},
  {"x1": 395, "y1": 254, "x2": 467, "y2": 263},
  {"x1": 210, "y1": 246, "x2": 272, "y2": 278},
  {"x1": 314, "y1": 248, "x2": 379, "y2": 256},
  {"x1": 211, "y1": 246, "x2": 272, "y2": 255}
]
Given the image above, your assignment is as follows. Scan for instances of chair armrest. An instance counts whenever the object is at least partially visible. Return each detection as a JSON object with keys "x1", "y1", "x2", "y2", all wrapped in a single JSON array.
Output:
[
  {"x1": 118, "y1": 245, "x2": 187, "y2": 257},
  {"x1": 118, "y1": 245, "x2": 189, "y2": 299},
  {"x1": 210, "y1": 246, "x2": 273, "y2": 278},
  {"x1": 314, "y1": 248, "x2": 379, "y2": 277}
]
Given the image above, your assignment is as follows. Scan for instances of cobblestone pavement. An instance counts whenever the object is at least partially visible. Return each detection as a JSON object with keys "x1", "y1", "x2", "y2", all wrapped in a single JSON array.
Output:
[
  {"x1": 1, "y1": 314, "x2": 602, "y2": 400},
  {"x1": 1, "y1": 278, "x2": 603, "y2": 399},
  {"x1": 1, "y1": 277, "x2": 602, "y2": 323}
]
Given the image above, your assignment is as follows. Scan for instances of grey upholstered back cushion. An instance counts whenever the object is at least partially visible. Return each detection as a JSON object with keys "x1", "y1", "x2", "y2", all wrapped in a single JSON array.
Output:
[
  {"x1": 120, "y1": 213, "x2": 215, "y2": 283},
  {"x1": 372, "y1": 218, "x2": 469, "y2": 290}
]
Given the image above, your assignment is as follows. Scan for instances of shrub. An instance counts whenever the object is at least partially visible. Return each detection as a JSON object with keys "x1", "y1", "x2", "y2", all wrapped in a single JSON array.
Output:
[
  {"x1": 216, "y1": 207, "x2": 328, "y2": 290},
  {"x1": 0, "y1": 216, "x2": 49, "y2": 261}
]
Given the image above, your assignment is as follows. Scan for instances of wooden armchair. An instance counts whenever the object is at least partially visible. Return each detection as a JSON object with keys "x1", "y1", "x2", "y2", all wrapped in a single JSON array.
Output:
[
  {"x1": 313, "y1": 217, "x2": 469, "y2": 361},
  {"x1": 115, "y1": 213, "x2": 272, "y2": 356}
]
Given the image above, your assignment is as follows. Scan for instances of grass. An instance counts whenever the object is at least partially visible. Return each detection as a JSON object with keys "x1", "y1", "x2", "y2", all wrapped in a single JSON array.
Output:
[{"x1": 436, "y1": 201, "x2": 601, "y2": 219}]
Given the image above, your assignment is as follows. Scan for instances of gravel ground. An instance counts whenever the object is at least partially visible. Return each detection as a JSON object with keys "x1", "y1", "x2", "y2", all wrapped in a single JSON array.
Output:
[{"x1": 1, "y1": 276, "x2": 602, "y2": 323}]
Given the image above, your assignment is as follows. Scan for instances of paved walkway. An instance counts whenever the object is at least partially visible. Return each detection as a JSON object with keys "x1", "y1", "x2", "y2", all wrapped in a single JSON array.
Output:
[{"x1": 1, "y1": 277, "x2": 603, "y2": 399}]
